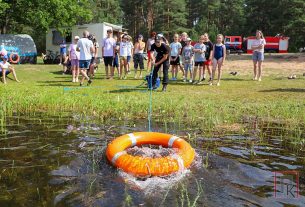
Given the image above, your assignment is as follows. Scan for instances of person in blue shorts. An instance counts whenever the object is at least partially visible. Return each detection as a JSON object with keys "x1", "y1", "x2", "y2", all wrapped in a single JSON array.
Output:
[
  {"x1": 111, "y1": 35, "x2": 120, "y2": 79},
  {"x1": 76, "y1": 30, "x2": 94, "y2": 86}
]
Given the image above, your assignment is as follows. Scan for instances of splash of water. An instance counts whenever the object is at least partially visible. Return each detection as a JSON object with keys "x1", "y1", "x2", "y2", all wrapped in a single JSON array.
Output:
[{"x1": 119, "y1": 146, "x2": 202, "y2": 195}]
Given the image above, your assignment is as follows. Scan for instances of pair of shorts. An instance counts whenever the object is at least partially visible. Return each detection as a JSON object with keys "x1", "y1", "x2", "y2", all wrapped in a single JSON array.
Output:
[
  {"x1": 104, "y1": 56, "x2": 113, "y2": 67},
  {"x1": 204, "y1": 60, "x2": 212, "y2": 65},
  {"x1": 194, "y1": 61, "x2": 204, "y2": 67},
  {"x1": 170, "y1": 56, "x2": 180, "y2": 65},
  {"x1": 70, "y1": 59, "x2": 78, "y2": 67},
  {"x1": 113, "y1": 55, "x2": 119, "y2": 67},
  {"x1": 252, "y1": 51, "x2": 264, "y2": 62},
  {"x1": 0, "y1": 70, "x2": 10, "y2": 77},
  {"x1": 90, "y1": 57, "x2": 96, "y2": 65},
  {"x1": 79, "y1": 60, "x2": 91, "y2": 69},
  {"x1": 127, "y1": 56, "x2": 131, "y2": 63},
  {"x1": 120, "y1": 56, "x2": 127, "y2": 61},
  {"x1": 184, "y1": 63, "x2": 193, "y2": 71},
  {"x1": 147, "y1": 51, "x2": 152, "y2": 60}
]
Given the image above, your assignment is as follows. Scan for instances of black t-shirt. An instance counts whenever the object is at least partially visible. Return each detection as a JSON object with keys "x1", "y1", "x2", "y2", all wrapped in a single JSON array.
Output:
[
  {"x1": 180, "y1": 40, "x2": 187, "y2": 54},
  {"x1": 150, "y1": 43, "x2": 169, "y2": 61},
  {"x1": 204, "y1": 41, "x2": 214, "y2": 60}
]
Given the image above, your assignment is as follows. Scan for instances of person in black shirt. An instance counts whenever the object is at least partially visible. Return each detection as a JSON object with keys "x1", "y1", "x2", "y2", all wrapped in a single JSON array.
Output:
[
  {"x1": 203, "y1": 33, "x2": 213, "y2": 81},
  {"x1": 150, "y1": 34, "x2": 169, "y2": 92}
]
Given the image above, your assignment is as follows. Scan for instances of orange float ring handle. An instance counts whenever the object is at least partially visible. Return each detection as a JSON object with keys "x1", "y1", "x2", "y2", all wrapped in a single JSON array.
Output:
[
  {"x1": 106, "y1": 132, "x2": 195, "y2": 177},
  {"x1": 9, "y1": 53, "x2": 20, "y2": 64}
]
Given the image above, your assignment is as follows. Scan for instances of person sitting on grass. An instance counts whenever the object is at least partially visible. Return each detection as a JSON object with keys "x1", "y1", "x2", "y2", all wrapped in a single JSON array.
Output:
[
  {"x1": 170, "y1": 34, "x2": 182, "y2": 80},
  {"x1": 0, "y1": 55, "x2": 20, "y2": 84},
  {"x1": 210, "y1": 34, "x2": 226, "y2": 86},
  {"x1": 76, "y1": 30, "x2": 94, "y2": 86},
  {"x1": 182, "y1": 38, "x2": 194, "y2": 83}
]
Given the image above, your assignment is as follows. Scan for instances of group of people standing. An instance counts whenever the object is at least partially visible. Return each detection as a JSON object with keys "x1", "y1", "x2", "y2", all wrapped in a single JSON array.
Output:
[{"x1": 63, "y1": 29, "x2": 266, "y2": 90}]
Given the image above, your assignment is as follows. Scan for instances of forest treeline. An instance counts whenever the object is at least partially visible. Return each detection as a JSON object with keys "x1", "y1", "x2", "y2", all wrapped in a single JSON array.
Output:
[{"x1": 1, "y1": 0, "x2": 304, "y2": 52}]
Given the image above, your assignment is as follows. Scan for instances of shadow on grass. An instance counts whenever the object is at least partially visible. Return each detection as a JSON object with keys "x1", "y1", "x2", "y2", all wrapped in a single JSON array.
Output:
[
  {"x1": 109, "y1": 87, "x2": 148, "y2": 93},
  {"x1": 260, "y1": 88, "x2": 305, "y2": 93}
]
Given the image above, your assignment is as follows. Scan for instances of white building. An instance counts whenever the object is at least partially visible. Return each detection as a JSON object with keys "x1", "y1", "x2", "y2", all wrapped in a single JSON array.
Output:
[{"x1": 46, "y1": 22, "x2": 123, "y2": 58}]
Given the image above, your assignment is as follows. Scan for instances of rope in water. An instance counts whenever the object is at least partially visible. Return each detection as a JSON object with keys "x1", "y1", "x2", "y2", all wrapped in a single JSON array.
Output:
[{"x1": 148, "y1": 64, "x2": 154, "y2": 132}]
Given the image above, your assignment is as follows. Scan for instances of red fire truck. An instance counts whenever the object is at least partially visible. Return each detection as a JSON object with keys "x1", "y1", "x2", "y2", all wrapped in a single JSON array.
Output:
[{"x1": 225, "y1": 35, "x2": 289, "y2": 54}]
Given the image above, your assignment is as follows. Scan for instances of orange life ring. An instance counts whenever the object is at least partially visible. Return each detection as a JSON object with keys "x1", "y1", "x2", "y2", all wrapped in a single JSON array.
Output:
[
  {"x1": 9, "y1": 53, "x2": 20, "y2": 64},
  {"x1": 106, "y1": 132, "x2": 195, "y2": 177}
]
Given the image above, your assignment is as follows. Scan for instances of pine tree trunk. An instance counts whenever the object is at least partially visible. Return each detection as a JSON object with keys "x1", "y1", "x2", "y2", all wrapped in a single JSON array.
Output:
[{"x1": 147, "y1": 0, "x2": 153, "y2": 33}]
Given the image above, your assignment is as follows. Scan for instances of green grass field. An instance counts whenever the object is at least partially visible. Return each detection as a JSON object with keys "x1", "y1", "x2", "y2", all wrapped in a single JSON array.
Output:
[{"x1": 1, "y1": 54, "x2": 304, "y2": 138}]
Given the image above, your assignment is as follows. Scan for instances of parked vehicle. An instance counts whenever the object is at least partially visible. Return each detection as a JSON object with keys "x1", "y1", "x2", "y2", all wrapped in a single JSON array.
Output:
[{"x1": 224, "y1": 36, "x2": 244, "y2": 54}]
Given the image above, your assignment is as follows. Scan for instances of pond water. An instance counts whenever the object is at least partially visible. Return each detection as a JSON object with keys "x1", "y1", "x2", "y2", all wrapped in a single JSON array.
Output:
[{"x1": 0, "y1": 115, "x2": 304, "y2": 207}]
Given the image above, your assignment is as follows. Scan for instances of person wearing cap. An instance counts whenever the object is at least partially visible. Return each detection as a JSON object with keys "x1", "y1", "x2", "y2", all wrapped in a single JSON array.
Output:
[
  {"x1": 146, "y1": 32, "x2": 156, "y2": 71},
  {"x1": 76, "y1": 30, "x2": 94, "y2": 86},
  {"x1": 101, "y1": 29, "x2": 116, "y2": 79},
  {"x1": 69, "y1": 36, "x2": 80, "y2": 82},
  {"x1": 182, "y1": 38, "x2": 194, "y2": 83},
  {"x1": 0, "y1": 55, "x2": 20, "y2": 84},
  {"x1": 133, "y1": 34, "x2": 146, "y2": 79},
  {"x1": 150, "y1": 34, "x2": 170, "y2": 91}
]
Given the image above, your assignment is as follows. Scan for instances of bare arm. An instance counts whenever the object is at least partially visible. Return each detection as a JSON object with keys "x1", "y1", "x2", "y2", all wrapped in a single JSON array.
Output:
[
  {"x1": 222, "y1": 45, "x2": 226, "y2": 65},
  {"x1": 155, "y1": 54, "x2": 168, "y2": 66},
  {"x1": 90, "y1": 45, "x2": 95, "y2": 54},
  {"x1": 1, "y1": 66, "x2": 6, "y2": 84},
  {"x1": 211, "y1": 45, "x2": 215, "y2": 60}
]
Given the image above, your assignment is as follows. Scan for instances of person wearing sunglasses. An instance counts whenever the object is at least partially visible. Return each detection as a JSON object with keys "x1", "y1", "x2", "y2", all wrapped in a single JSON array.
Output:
[{"x1": 150, "y1": 34, "x2": 170, "y2": 92}]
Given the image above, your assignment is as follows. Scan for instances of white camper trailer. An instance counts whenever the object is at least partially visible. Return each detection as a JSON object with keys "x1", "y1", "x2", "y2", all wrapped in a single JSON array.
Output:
[{"x1": 46, "y1": 22, "x2": 123, "y2": 59}]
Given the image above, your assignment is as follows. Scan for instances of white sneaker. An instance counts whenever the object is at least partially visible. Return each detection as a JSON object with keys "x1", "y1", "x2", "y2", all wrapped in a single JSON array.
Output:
[
  {"x1": 258, "y1": 78, "x2": 262, "y2": 82},
  {"x1": 216, "y1": 82, "x2": 220, "y2": 86},
  {"x1": 72, "y1": 79, "x2": 75, "y2": 83},
  {"x1": 253, "y1": 77, "x2": 258, "y2": 81},
  {"x1": 183, "y1": 79, "x2": 186, "y2": 82},
  {"x1": 189, "y1": 79, "x2": 192, "y2": 83}
]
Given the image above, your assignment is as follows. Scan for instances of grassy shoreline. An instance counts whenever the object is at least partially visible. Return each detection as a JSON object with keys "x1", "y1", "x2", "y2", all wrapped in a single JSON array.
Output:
[{"x1": 1, "y1": 54, "x2": 305, "y2": 137}]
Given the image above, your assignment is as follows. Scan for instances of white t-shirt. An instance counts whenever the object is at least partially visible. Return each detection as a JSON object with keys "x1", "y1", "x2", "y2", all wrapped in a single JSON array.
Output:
[
  {"x1": 147, "y1": 38, "x2": 155, "y2": 51},
  {"x1": 0, "y1": 61, "x2": 10, "y2": 70},
  {"x1": 251, "y1": 38, "x2": 266, "y2": 53},
  {"x1": 127, "y1": 42, "x2": 134, "y2": 56},
  {"x1": 120, "y1": 42, "x2": 128, "y2": 57},
  {"x1": 170, "y1": 42, "x2": 182, "y2": 56},
  {"x1": 102, "y1": 37, "x2": 116, "y2": 57},
  {"x1": 77, "y1": 38, "x2": 93, "y2": 60}
]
